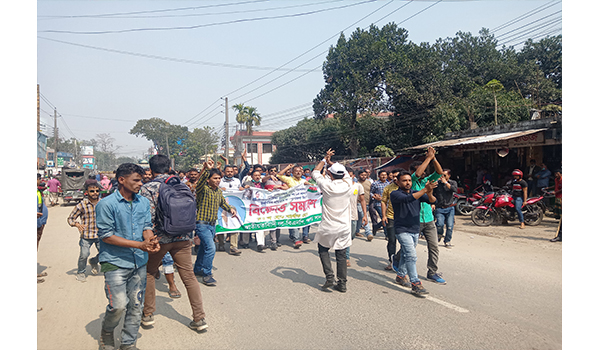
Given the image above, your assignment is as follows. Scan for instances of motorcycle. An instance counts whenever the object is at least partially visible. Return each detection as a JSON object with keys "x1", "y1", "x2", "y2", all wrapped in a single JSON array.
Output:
[
  {"x1": 455, "y1": 185, "x2": 494, "y2": 216},
  {"x1": 471, "y1": 189, "x2": 544, "y2": 226}
]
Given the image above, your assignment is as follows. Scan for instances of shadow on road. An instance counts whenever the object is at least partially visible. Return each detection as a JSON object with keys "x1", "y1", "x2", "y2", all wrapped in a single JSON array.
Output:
[
  {"x1": 37, "y1": 263, "x2": 49, "y2": 275},
  {"x1": 347, "y1": 269, "x2": 414, "y2": 296},
  {"x1": 269, "y1": 266, "x2": 324, "y2": 291}
]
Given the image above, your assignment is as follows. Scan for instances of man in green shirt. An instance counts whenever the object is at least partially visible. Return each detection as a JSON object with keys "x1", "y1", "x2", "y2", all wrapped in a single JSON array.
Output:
[{"x1": 409, "y1": 146, "x2": 446, "y2": 285}]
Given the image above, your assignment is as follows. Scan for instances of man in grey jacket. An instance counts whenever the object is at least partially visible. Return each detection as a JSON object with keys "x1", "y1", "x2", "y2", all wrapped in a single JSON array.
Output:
[{"x1": 433, "y1": 169, "x2": 458, "y2": 248}]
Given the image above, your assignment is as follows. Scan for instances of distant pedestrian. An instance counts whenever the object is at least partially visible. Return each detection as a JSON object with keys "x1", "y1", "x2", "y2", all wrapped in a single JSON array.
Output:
[
  {"x1": 96, "y1": 163, "x2": 160, "y2": 350},
  {"x1": 369, "y1": 170, "x2": 389, "y2": 239},
  {"x1": 67, "y1": 181, "x2": 102, "y2": 282},
  {"x1": 312, "y1": 150, "x2": 353, "y2": 293},
  {"x1": 277, "y1": 163, "x2": 311, "y2": 248},
  {"x1": 550, "y1": 169, "x2": 562, "y2": 243},
  {"x1": 511, "y1": 169, "x2": 528, "y2": 230},
  {"x1": 380, "y1": 169, "x2": 402, "y2": 270},
  {"x1": 46, "y1": 175, "x2": 61, "y2": 206}
]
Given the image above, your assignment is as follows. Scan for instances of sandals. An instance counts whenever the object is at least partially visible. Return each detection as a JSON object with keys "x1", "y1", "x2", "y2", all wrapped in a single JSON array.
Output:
[
  {"x1": 37, "y1": 272, "x2": 48, "y2": 278},
  {"x1": 169, "y1": 290, "x2": 182, "y2": 298}
]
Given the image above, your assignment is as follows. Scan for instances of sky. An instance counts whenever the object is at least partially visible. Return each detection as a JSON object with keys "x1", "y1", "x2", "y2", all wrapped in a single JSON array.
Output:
[{"x1": 34, "y1": 0, "x2": 563, "y2": 159}]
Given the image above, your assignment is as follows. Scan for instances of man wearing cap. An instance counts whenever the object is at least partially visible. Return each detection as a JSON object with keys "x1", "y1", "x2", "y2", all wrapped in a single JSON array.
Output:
[{"x1": 312, "y1": 150, "x2": 353, "y2": 293}]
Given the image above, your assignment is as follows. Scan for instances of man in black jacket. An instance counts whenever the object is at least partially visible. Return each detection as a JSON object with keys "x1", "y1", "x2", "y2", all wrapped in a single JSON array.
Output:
[{"x1": 433, "y1": 169, "x2": 458, "y2": 248}]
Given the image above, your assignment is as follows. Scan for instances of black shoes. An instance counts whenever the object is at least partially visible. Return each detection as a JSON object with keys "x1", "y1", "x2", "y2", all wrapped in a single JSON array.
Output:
[{"x1": 334, "y1": 283, "x2": 347, "y2": 293}]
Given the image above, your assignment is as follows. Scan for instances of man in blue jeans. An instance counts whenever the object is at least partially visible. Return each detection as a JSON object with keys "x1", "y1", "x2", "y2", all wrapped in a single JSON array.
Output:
[
  {"x1": 433, "y1": 169, "x2": 458, "y2": 248},
  {"x1": 194, "y1": 158, "x2": 238, "y2": 286},
  {"x1": 511, "y1": 169, "x2": 528, "y2": 229},
  {"x1": 96, "y1": 163, "x2": 160, "y2": 350},
  {"x1": 67, "y1": 181, "x2": 102, "y2": 282},
  {"x1": 390, "y1": 170, "x2": 437, "y2": 297}
]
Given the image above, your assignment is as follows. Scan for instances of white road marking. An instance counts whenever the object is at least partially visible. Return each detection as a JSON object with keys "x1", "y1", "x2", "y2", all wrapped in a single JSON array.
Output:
[{"x1": 358, "y1": 270, "x2": 469, "y2": 313}]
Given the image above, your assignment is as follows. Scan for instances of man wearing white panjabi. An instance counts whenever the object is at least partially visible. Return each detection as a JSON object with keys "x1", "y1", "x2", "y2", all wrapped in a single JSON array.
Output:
[{"x1": 311, "y1": 149, "x2": 353, "y2": 293}]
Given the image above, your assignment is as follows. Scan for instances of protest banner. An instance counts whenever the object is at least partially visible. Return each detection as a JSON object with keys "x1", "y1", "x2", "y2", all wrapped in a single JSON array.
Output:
[{"x1": 216, "y1": 184, "x2": 322, "y2": 234}]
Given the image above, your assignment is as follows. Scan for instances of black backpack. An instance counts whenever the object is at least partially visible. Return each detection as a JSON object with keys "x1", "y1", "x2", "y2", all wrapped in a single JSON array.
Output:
[{"x1": 154, "y1": 175, "x2": 197, "y2": 236}]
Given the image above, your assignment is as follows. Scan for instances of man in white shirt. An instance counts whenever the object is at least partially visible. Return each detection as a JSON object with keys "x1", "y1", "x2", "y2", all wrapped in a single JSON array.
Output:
[{"x1": 312, "y1": 150, "x2": 353, "y2": 293}]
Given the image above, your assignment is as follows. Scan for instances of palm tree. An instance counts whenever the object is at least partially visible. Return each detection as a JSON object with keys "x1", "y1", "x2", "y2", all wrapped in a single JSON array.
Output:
[
  {"x1": 233, "y1": 103, "x2": 261, "y2": 163},
  {"x1": 485, "y1": 79, "x2": 504, "y2": 126}
]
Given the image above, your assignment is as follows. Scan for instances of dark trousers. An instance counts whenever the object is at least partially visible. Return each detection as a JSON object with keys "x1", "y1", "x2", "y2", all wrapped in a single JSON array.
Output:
[
  {"x1": 385, "y1": 218, "x2": 397, "y2": 262},
  {"x1": 318, "y1": 243, "x2": 347, "y2": 285},
  {"x1": 419, "y1": 221, "x2": 439, "y2": 276}
]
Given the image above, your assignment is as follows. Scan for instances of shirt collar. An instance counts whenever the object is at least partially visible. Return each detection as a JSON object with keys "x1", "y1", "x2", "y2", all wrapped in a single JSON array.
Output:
[{"x1": 114, "y1": 188, "x2": 140, "y2": 203}]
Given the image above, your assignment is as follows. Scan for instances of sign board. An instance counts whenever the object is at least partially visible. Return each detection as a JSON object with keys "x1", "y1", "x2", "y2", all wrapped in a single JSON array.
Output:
[
  {"x1": 46, "y1": 160, "x2": 54, "y2": 167},
  {"x1": 57, "y1": 157, "x2": 64, "y2": 167},
  {"x1": 216, "y1": 185, "x2": 322, "y2": 234},
  {"x1": 508, "y1": 131, "x2": 545, "y2": 147},
  {"x1": 81, "y1": 146, "x2": 94, "y2": 156},
  {"x1": 82, "y1": 157, "x2": 95, "y2": 164},
  {"x1": 82, "y1": 164, "x2": 94, "y2": 169}
]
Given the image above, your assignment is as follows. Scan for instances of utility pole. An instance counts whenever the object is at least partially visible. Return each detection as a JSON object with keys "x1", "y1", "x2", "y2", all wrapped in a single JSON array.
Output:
[
  {"x1": 224, "y1": 97, "x2": 229, "y2": 160},
  {"x1": 37, "y1": 84, "x2": 40, "y2": 132},
  {"x1": 53, "y1": 108, "x2": 58, "y2": 172}
]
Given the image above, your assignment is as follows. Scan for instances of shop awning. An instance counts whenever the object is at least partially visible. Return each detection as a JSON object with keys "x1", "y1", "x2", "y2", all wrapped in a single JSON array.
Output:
[
  {"x1": 374, "y1": 155, "x2": 414, "y2": 170},
  {"x1": 407, "y1": 128, "x2": 548, "y2": 150}
]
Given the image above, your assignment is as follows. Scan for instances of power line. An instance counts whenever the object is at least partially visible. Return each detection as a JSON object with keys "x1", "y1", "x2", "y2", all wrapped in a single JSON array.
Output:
[
  {"x1": 494, "y1": 10, "x2": 561, "y2": 39},
  {"x1": 490, "y1": 0, "x2": 560, "y2": 33},
  {"x1": 38, "y1": 0, "x2": 377, "y2": 35},
  {"x1": 38, "y1": 0, "x2": 270, "y2": 19},
  {"x1": 37, "y1": 36, "x2": 319, "y2": 73},
  {"x1": 40, "y1": 0, "x2": 346, "y2": 20}
]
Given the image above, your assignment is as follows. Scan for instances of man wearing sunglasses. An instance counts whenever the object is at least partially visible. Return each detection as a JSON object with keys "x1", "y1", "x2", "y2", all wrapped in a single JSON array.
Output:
[{"x1": 67, "y1": 181, "x2": 102, "y2": 282}]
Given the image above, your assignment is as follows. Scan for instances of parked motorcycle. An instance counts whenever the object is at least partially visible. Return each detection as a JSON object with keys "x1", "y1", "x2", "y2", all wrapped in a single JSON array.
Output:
[
  {"x1": 471, "y1": 189, "x2": 544, "y2": 226},
  {"x1": 455, "y1": 185, "x2": 494, "y2": 216}
]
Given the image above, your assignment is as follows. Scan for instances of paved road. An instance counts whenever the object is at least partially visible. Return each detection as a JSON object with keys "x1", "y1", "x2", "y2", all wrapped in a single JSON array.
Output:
[{"x1": 37, "y1": 204, "x2": 561, "y2": 350}]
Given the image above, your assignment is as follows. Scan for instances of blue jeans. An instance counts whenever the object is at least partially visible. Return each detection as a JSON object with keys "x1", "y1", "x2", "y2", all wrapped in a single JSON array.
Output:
[
  {"x1": 395, "y1": 231, "x2": 420, "y2": 283},
  {"x1": 77, "y1": 238, "x2": 99, "y2": 274},
  {"x1": 162, "y1": 252, "x2": 174, "y2": 274},
  {"x1": 289, "y1": 228, "x2": 301, "y2": 242},
  {"x1": 347, "y1": 220, "x2": 358, "y2": 259},
  {"x1": 102, "y1": 265, "x2": 147, "y2": 346},
  {"x1": 435, "y1": 207, "x2": 455, "y2": 243},
  {"x1": 193, "y1": 223, "x2": 216, "y2": 277},
  {"x1": 302, "y1": 225, "x2": 310, "y2": 240},
  {"x1": 514, "y1": 197, "x2": 524, "y2": 223},
  {"x1": 356, "y1": 205, "x2": 372, "y2": 236}
]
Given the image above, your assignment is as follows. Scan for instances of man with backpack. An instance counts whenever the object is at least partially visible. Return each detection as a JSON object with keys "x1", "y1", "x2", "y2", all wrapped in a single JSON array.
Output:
[{"x1": 139, "y1": 154, "x2": 208, "y2": 333}]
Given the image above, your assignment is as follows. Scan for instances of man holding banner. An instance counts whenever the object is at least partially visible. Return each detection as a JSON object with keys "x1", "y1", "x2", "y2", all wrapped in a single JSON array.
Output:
[{"x1": 312, "y1": 149, "x2": 353, "y2": 293}]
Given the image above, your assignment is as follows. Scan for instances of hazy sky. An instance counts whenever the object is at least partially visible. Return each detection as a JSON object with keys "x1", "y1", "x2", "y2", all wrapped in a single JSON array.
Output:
[{"x1": 36, "y1": 0, "x2": 562, "y2": 158}]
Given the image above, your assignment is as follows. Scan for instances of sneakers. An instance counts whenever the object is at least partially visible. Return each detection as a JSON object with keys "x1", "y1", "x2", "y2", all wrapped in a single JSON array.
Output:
[
  {"x1": 395, "y1": 275, "x2": 411, "y2": 288},
  {"x1": 366, "y1": 234, "x2": 374, "y2": 241},
  {"x1": 550, "y1": 237, "x2": 561, "y2": 242},
  {"x1": 391, "y1": 254, "x2": 400, "y2": 275},
  {"x1": 217, "y1": 244, "x2": 226, "y2": 252},
  {"x1": 76, "y1": 273, "x2": 87, "y2": 282},
  {"x1": 334, "y1": 283, "x2": 347, "y2": 293},
  {"x1": 270, "y1": 243, "x2": 277, "y2": 251},
  {"x1": 355, "y1": 232, "x2": 364, "y2": 238},
  {"x1": 427, "y1": 272, "x2": 447, "y2": 285},
  {"x1": 100, "y1": 329, "x2": 115, "y2": 350},
  {"x1": 141, "y1": 314, "x2": 155, "y2": 327},
  {"x1": 303, "y1": 238, "x2": 311, "y2": 244},
  {"x1": 294, "y1": 241, "x2": 303, "y2": 249},
  {"x1": 321, "y1": 279, "x2": 335, "y2": 290},
  {"x1": 257, "y1": 245, "x2": 265, "y2": 252},
  {"x1": 189, "y1": 318, "x2": 208, "y2": 332},
  {"x1": 444, "y1": 242, "x2": 452, "y2": 248},
  {"x1": 411, "y1": 281, "x2": 429, "y2": 296},
  {"x1": 201, "y1": 276, "x2": 217, "y2": 286}
]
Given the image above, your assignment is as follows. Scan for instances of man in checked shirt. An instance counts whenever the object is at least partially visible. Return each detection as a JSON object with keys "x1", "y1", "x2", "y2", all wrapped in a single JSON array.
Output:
[
  {"x1": 193, "y1": 157, "x2": 238, "y2": 286},
  {"x1": 67, "y1": 180, "x2": 102, "y2": 282}
]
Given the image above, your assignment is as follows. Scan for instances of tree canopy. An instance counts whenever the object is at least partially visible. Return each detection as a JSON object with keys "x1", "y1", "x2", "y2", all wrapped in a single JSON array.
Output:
[{"x1": 270, "y1": 25, "x2": 561, "y2": 163}]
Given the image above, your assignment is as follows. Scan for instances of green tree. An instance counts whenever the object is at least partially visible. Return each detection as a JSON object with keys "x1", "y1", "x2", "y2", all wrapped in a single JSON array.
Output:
[
  {"x1": 177, "y1": 126, "x2": 219, "y2": 170},
  {"x1": 129, "y1": 118, "x2": 189, "y2": 161},
  {"x1": 232, "y1": 103, "x2": 261, "y2": 162}
]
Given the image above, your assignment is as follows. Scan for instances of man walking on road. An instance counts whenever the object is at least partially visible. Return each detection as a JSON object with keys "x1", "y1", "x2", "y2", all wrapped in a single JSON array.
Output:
[
  {"x1": 194, "y1": 158, "x2": 238, "y2": 286},
  {"x1": 312, "y1": 150, "x2": 353, "y2": 293},
  {"x1": 95, "y1": 163, "x2": 160, "y2": 350},
  {"x1": 37, "y1": 175, "x2": 49, "y2": 283},
  {"x1": 390, "y1": 170, "x2": 437, "y2": 296},
  {"x1": 139, "y1": 154, "x2": 209, "y2": 333},
  {"x1": 67, "y1": 180, "x2": 102, "y2": 282},
  {"x1": 433, "y1": 169, "x2": 458, "y2": 248},
  {"x1": 410, "y1": 147, "x2": 447, "y2": 285},
  {"x1": 380, "y1": 169, "x2": 401, "y2": 271},
  {"x1": 46, "y1": 175, "x2": 61, "y2": 206},
  {"x1": 369, "y1": 171, "x2": 390, "y2": 240}
]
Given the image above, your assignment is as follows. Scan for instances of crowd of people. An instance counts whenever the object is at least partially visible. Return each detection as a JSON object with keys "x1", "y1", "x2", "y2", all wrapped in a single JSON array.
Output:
[{"x1": 36, "y1": 146, "x2": 562, "y2": 350}]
